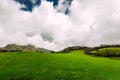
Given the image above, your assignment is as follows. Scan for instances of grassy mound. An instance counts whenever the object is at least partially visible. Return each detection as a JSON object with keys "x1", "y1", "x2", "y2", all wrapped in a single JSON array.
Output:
[
  {"x1": 85, "y1": 47, "x2": 120, "y2": 57},
  {"x1": 58, "y1": 46, "x2": 91, "y2": 53},
  {"x1": 1, "y1": 51, "x2": 120, "y2": 80},
  {"x1": 58, "y1": 45, "x2": 120, "y2": 58}
]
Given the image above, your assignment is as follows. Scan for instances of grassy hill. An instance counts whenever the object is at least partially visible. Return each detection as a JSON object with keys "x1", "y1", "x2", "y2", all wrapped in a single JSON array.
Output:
[
  {"x1": 0, "y1": 51, "x2": 120, "y2": 80},
  {"x1": 85, "y1": 47, "x2": 120, "y2": 58}
]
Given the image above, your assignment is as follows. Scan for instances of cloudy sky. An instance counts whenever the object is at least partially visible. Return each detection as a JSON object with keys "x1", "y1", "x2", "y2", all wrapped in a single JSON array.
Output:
[{"x1": 0, "y1": 0, "x2": 120, "y2": 51}]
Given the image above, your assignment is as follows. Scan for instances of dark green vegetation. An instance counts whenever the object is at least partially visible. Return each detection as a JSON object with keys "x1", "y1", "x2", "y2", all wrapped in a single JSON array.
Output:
[
  {"x1": 1, "y1": 51, "x2": 120, "y2": 80},
  {"x1": 84, "y1": 45, "x2": 120, "y2": 58},
  {"x1": 91, "y1": 47, "x2": 120, "y2": 57}
]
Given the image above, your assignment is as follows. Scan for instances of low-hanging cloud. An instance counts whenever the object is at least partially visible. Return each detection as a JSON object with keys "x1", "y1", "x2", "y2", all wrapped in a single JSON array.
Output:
[{"x1": 0, "y1": 0, "x2": 120, "y2": 51}]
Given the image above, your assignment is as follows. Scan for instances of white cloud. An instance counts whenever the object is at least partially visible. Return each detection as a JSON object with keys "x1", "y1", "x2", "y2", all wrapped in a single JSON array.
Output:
[{"x1": 0, "y1": 0, "x2": 120, "y2": 51}]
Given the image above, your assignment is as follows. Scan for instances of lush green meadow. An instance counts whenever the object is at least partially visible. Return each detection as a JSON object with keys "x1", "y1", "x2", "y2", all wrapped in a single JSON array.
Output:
[{"x1": 0, "y1": 51, "x2": 120, "y2": 80}]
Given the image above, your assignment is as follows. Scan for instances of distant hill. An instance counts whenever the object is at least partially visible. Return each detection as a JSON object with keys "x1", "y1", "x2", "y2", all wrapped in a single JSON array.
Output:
[
  {"x1": 3, "y1": 44, "x2": 36, "y2": 52},
  {"x1": 0, "y1": 44, "x2": 54, "y2": 53},
  {"x1": 0, "y1": 44, "x2": 120, "y2": 57},
  {"x1": 36, "y1": 48, "x2": 53, "y2": 53}
]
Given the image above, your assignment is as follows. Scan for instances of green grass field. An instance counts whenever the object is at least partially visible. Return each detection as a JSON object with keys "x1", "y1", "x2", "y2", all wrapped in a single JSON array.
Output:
[{"x1": 0, "y1": 51, "x2": 120, "y2": 80}]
